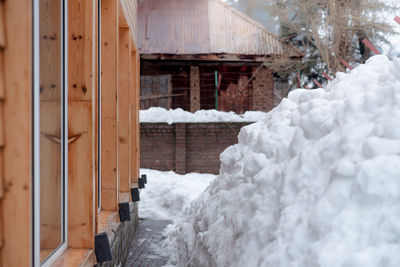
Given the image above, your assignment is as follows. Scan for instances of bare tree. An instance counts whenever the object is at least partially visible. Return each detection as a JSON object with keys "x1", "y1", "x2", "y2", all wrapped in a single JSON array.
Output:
[{"x1": 228, "y1": 0, "x2": 398, "y2": 87}]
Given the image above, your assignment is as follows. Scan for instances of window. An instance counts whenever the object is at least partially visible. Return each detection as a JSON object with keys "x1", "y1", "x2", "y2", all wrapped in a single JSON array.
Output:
[{"x1": 33, "y1": 0, "x2": 67, "y2": 265}]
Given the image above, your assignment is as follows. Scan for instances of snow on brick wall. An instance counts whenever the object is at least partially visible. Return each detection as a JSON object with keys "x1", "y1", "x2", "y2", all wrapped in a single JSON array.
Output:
[{"x1": 140, "y1": 122, "x2": 251, "y2": 174}]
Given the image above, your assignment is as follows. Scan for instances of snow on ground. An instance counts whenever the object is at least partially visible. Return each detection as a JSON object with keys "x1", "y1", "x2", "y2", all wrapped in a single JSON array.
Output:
[
  {"x1": 164, "y1": 55, "x2": 400, "y2": 267},
  {"x1": 139, "y1": 107, "x2": 267, "y2": 124},
  {"x1": 139, "y1": 169, "x2": 216, "y2": 221}
]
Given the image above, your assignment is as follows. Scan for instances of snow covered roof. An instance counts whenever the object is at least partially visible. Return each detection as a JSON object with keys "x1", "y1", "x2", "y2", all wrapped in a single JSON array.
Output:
[{"x1": 137, "y1": 0, "x2": 303, "y2": 61}]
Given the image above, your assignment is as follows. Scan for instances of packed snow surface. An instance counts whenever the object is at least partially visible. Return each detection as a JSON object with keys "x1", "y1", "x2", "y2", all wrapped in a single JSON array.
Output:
[
  {"x1": 165, "y1": 55, "x2": 400, "y2": 267},
  {"x1": 139, "y1": 169, "x2": 215, "y2": 221},
  {"x1": 139, "y1": 107, "x2": 267, "y2": 124}
]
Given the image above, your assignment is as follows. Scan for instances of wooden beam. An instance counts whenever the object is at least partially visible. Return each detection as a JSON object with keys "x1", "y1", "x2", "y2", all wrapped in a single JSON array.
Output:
[
  {"x1": 118, "y1": 27, "x2": 130, "y2": 194},
  {"x1": 135, "y1": 51, "x2": 140, "y2": 184},
  {"x1": 68, "y1": 0, "x2": 96, "y2": 248},
  {"x1": 141, "y1": 53, "x2": 303, "y2": 62},
  {"x1": 129, "y1": 41, "x2": 140, "y2": 187},
  {"x1": 101, "y1": 0, "x2": 119, "y2": 211},
  {"x1": 140, "y1": 93, "x2": 184, "y2": 101},
  {"x1": 129, "y1": 34, "x2": 135, "y2": 187},
  {"x1": 2, "y1": 0, "x2": 32, "y2": 265},
  {"x1": 141, "y1": 59, "x2": 262, "y2": 67}
]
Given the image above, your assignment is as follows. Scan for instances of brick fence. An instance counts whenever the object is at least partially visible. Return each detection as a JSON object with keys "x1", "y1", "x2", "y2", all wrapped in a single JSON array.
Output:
[{"x1": 140, "y1": 122, "x2": 252, "y2": 174}]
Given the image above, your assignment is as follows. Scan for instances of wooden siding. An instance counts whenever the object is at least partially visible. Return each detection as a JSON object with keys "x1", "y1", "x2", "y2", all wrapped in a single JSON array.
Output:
[
  {"x1": 68, "y1": 0, "x2": 96, "y2": 248},
  {"x1": 130, "y1": 47, "x2": 140, "y2": 186},
  {"x1": 0, "y1": 0, "x2": 139, "y2": 264},
  {"x1": 118, "y1": 27, "x2": 130, "y2": 193},
  {"x1": 101, "y1": 0, "x2": 119, "y2": 211},
  {"x1": 0, "y1": 0, "x2": 5, "y2": 263},
  {"x1": 138, "y1": 0, "x2": 302, "y2": 58},
  {"x1": 2, "y1": 0, "x2": 32, "y2": 265}
]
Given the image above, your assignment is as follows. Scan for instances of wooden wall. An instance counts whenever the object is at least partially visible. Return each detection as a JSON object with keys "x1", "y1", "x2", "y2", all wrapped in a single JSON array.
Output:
[
  {"x1": 101, "y1": 0, "x2": 119, "y2": 211},
  {"x1": 101, "y1": 0, "x2": 140, "y2": 209},
  {"x1": 0, "y1": 0, "x2": 5, "y2": 263},
  {"x1": 1, "y1": 0, "x2": 33, "y2": 266},
  {"x1": 68, "y1": 0, "x2": 96, "y2": 248},
  {"x1": 0, "y1": 0, "x2": 139, "y2": 264}
]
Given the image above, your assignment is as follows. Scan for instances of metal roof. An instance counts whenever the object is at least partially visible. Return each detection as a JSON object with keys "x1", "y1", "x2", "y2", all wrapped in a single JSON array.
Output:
[{"x1": 138, "y1": 0, "x2": 303, "y2": 59}]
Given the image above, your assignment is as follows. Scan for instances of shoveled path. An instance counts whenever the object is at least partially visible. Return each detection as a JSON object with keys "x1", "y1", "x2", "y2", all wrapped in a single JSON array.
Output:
[{"x1": 125, "y1": 218, "x2": 171, "y2": 267}]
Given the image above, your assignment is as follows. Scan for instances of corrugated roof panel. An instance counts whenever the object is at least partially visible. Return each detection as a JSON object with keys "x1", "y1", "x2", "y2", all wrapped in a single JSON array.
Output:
[{"x1": 138, "y1": 0, "x2": 303, "y2": 58}]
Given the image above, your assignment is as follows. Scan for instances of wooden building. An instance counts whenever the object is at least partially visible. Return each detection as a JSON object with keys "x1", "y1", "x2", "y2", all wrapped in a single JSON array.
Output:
[
  {"x1": 0, "y1": 0, "x2": 140, "y2": 266},
  {"x1": 138, "y1": 0, "x2": 303, "y2": 113}
]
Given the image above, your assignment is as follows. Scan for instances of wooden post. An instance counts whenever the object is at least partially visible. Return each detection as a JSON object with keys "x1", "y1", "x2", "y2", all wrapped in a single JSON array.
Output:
[
  {"x1": 68, "y1": 0, "x2": 96, "y2": 248},
  {"x1": 118, "y1": 26, "x2": 130, "y2": 193},
  {"x1": 129, "y1": 42, "x2": 140, "y2": 187},
  {"x1": 190, "y1": 66, "x2": 200, "y2": 112},
  {"x1": 2, "y1": 0, "x2": 32, "y2": 265},
  {"x1": 101, "y1": 0, "x2": 119, "y2": 211}
]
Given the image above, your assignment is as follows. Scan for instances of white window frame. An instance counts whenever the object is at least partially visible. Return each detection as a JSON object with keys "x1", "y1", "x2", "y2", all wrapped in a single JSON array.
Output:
[
  {"x1": 32, "y1": 0, "x2": 68, "y2": 266},
  {"x1": 98, "y1": 0, "x2": 102, "y2": 212}
]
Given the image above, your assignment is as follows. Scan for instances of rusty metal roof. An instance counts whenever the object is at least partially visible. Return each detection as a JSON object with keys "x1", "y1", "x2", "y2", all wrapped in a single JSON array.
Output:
[{"x1": 138, "y1": 0, "x2": 303, "y2": 59}]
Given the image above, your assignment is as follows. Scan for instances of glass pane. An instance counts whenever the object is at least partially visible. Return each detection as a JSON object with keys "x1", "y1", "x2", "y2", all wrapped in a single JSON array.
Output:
[{"x1": 39, "y1": 0, "x2": 63, "y2": 263}]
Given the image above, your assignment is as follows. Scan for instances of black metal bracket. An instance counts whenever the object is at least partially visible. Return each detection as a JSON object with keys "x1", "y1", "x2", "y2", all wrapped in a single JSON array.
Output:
[
  {"x1": 141, "y1": 174, "x2": 147, "y2": 184},
  {"x1": 130, "y1": 187, "x2": 140, "y2": 202},
  {"x1": 94, "y1": 232, "x2": 113, "y2": 263},
  {"x1": 118, "y1": 202, "x2": 131, "y2": 222},
  {"x1": 138, "y1": 177, "x2": 145, "y2": 189}
]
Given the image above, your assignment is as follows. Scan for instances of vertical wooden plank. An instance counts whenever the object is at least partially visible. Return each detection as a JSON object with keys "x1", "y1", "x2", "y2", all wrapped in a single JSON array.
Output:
[
  {"x1": 118, "y1": 27, "x2": 130, "y2": 193},
  {"x1": 0, "y1": 52, "x2": 4, "y2": 99},
  {"x1": 68, "y1": 0, "x2": 96, "y2": 248},
  {"x1": 128, "y1": 33, "x2": 132, "y2": 189},
  {"x1": 2, "y1": 0, "x2": 32, "y2": 265},
  {"x1": 0, "y1": 29, "x2": 4, "y2": 258},
  {"x1": 135, "y1": 51, "x2": 140, "y2": 184},
  {"x1": 101, "y1": 0, "x2": 119, "y2": 210},
  {"x1": 129, "y1": 41, "x2": 140, "y2": 186},
  {"x1": 129, "y1": 35, "x2": 135, "y2": 186},
  {"x1": 0, "y1": 2, "x2": 5, "y2": 48}
]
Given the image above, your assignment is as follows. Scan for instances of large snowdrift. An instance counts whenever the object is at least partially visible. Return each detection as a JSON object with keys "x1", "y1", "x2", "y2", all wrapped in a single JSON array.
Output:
[
  {"x1": 140, "y1": 107, "x2": 267, "y2": 124},
  {"x1": 165, "y1": 55, "x2": 400, "y2": 267}
]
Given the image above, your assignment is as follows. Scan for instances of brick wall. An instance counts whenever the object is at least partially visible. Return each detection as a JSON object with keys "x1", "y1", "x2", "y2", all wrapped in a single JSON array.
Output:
[
  {"x1": 141, "y1": 122, "x2": 252, "y2": 174},
  {"x1": 140, "y1": 123, "x2": 176, "y2": 170},
  {"x1": 251, "y1": 66, "x2": 275, "y2": 112}
]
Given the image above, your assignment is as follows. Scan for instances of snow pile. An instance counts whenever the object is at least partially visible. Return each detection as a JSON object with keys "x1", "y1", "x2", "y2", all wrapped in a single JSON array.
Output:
[
  {"x1": 139, "y1": 169, "x2": 215, "y2": 221},
  {"x1": 140, "y1": 107, "x2": 267, "y2": 124},
  {"x1": 166, "y1": 55, "x2": 400, "y2": 267}
]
